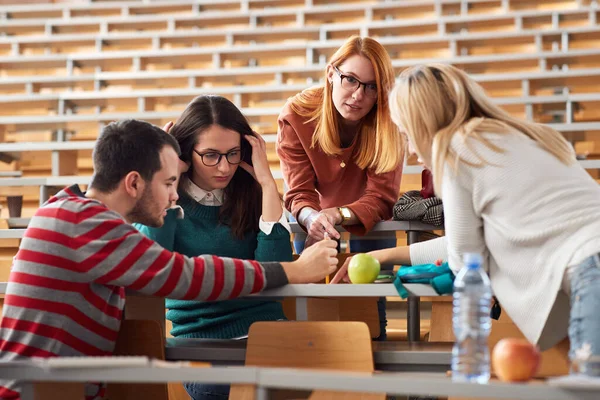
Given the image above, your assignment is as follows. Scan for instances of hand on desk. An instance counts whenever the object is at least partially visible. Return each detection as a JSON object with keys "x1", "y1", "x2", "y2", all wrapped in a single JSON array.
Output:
[
  {"x1": 330, "y1": 255, "x2": 357, "y2": 284},
  {"x1": 282, "y1": 238, "x2": 339, "y2": 283},
  {"x1": 330, "y1": 251, "x2": 387, "y2": 284},
  {"x1": 330, "y1": 245, "x2": 443, "y2": 283}
]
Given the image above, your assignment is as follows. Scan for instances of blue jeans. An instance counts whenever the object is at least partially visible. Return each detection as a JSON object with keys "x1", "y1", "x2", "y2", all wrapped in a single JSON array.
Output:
[
  {"x1": 569, "y1": 253, "x2": 600, "y2": 373},
  {"x1": 184, "y1": 382, "x2": 229, "y2": 400},
  {"x1": 293, "y1": 230, "x2": 396, "y2": 341}
]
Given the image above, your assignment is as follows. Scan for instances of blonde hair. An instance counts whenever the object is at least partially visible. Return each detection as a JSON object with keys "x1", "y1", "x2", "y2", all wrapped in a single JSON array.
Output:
[
  {"x1": 389, "y1": 63, "x2": 575, "y2": 193},
  {"x1": 290, "y1": 36, "x2": 403, "y2": 174}
]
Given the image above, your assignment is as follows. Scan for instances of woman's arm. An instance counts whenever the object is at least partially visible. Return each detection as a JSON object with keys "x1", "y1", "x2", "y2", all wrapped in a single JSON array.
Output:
[
  {"x1": 239, "y1": 133, "x2": 295, "y2": 262},
  {"x1": 277, "y1": 118, "x2": 340, "y2": 241},
  {"x1": 372, "y1": 236, "x2": 448, "y2": 265},
  {"x1": 441, "y1": 166, "x2": 488, "y2": 274},
  {"x1": 255, "y1": 224, "x2": 294, "y2": 262},
  {"x1": 330, "y1": 236, "x2": 448, "y2": 283},
  {"x1": 276, "y1": 119, "x2": 321, "y2": 219},
  {"x1": 261, "y1": 184, "x2": 284, "y2": 222},
  {"x1": 240, "y1": 134, "x2": 285, "y2": 224},
  {"x1": 279, "y1": 154, "x2": 403, "y2": 243}
]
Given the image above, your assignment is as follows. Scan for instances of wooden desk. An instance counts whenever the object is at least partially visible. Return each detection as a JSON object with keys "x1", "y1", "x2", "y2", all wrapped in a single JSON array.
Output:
[
  {"x1": 0, "y1": 281, "x2": 439, "y2": 347},
  {"x1": 127, "y1": 284, "x2": 439, "y2": 341},
  {"x1": 165, "y1": 337, "x2": 453, "y2": 372},
  {"x1": 0, "y1": 359, "x2": 597, "y2": 400},
  {"x1": 290, "y1": 220, "x2": 444, "y2": 341}
]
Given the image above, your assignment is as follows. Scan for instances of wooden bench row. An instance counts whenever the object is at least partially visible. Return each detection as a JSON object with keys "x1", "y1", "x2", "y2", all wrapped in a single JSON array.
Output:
[
  {"x1": 0, "y1": 166, "x2": 427, "y2": 208},
  {"x1": 0, "y1": 165, "x2": 425, "y2": 219},
  {"x1": 1, "y1": 64, "x2": 600, "y2": 102},
  {"x1": 3, "y1": 89, "x2": 600, "y2": 123},
  {"x1": 2, "y1": 123, "x2": 600, "y2": 182},
  {"x1": 2, "y1": 103, "x2": 600, "y2": 136},
  {"x1": 2, "y1": 65, "x2": 600, "y2": 103},
  {"x1": 1, "y1": 12, "x2": 600, "y2": 68},
  {"x1": 2, "y1": 42, "x2": 600, "y2": 85},
  {"x1": 0, "y1": 0, "x2": 592, "y2": 37},
  {"x1": 1, "y1": 15, "x2": 599, "y2": 59},
  {"x1": 1, "y1": 0, "x2": 585, "y2": 22}
]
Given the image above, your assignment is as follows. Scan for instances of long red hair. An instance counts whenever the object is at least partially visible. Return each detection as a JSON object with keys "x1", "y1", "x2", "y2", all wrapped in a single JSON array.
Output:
[{"x1": 290, "y1": 36, "x2": 403, "y2": 173}]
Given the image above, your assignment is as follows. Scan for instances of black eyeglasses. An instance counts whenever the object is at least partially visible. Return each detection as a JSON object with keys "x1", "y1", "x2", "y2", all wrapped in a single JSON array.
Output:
[
  {"x1": 193, "y1": 149, "x2": 243, "y2": 167},
  {"x1": 333, "y1": 66, "x2": 378, "y2": 99}
]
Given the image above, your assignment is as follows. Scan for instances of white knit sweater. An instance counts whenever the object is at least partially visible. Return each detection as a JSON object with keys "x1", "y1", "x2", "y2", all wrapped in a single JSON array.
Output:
[{"x1": 410, "y1": 130, "x2": 600, "y2": 350}]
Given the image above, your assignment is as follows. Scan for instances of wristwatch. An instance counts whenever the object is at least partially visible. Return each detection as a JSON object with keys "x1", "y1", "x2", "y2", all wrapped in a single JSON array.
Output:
[{"x1": 337, "y1": 207, "x2": 352, "y2": 224}]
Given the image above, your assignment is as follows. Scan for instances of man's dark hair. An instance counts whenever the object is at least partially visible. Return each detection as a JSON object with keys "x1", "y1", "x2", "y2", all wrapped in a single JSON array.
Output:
[{"x1": 90, "y1": 119, "x2": 181, "y2": 193}]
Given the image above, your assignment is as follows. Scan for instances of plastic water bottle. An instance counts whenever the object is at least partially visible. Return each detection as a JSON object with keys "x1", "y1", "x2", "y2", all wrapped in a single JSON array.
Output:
[{"x1": 451, "y1": 253, "x2": 492, "y2": 384}]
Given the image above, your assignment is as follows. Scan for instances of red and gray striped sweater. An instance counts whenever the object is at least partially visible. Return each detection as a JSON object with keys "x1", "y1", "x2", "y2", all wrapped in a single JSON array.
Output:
[{"x1": 0, "y1": 185, "x2": 288, "y2": 399}]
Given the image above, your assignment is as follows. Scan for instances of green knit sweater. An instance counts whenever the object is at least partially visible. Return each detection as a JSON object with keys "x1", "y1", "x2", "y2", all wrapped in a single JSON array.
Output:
[{"x1": 134, "y1": 192, "x2": 292, "y2": 339}]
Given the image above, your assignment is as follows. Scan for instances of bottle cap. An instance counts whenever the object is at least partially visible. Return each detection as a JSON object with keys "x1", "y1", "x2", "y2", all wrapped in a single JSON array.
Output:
[{"x1": 463, "y1": 252, "x2": 483, "y2": 269}]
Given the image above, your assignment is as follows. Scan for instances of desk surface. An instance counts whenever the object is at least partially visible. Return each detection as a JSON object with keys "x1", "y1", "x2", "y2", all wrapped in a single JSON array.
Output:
[
  {"x1": 0, "y1": 360, "x2": 597, "y2": 400},
  {"x1": 261, "y1": 368, "x2": 598, "y2": 400},
  {"x1": 255, "y1": 283, "x2": 438, "y2": 297},
  {"x1": 165, "y1": 337, "x2": 453, "y2": 371},
  {"x1": 0, "y1": 220, "x2": 442, "y2": 239},
  {"x1": 0, "y1": 360, "x2": 256, "y2": 385},
  {"x1": 0, "y1": 282, "x2": 438, "y2": 298}
]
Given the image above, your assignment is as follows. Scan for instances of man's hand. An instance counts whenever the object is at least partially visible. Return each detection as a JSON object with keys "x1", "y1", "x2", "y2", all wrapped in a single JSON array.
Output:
[{"x1": 282, "y1": 239, "x2": 338, "y2": 283}]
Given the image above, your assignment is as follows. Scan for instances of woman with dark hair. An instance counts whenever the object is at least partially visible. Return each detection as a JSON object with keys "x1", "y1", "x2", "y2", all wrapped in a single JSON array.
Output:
[{"x1": 135, "y1": 95, "x2": 292, "y2": 400}]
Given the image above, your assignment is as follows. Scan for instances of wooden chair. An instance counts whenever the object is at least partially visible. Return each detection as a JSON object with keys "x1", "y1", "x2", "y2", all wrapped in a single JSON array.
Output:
[
  {"x1": 106, "y1": 320, "x2": 169, "y2": 400},
  {"x1": 27, "y1": 383, "x2": 86, "y2": 400},
  {"x1": 228, "y1": 321, "x2": 385, "y2": 400},
  {"x1": 109, "y1": 319, "x2": 203, "y2": 400}
]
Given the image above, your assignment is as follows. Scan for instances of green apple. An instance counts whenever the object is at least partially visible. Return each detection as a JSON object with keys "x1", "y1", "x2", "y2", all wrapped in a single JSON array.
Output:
[{"x1": 348, "y1": 253, "x2": 381, "y2": 284}]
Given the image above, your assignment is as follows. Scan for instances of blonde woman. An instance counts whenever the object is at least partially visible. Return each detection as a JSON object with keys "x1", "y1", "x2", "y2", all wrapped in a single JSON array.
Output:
[
  {"x1": 339, "y1": 63, "x2": 600, "y2": 367},
  {"x1": 277, "y1": 36, "x2": 404, "y2": 340}
]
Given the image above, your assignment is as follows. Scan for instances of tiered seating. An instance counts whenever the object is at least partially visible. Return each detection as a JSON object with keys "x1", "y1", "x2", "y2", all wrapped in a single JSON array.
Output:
[
  {"x1": 0, "y1": 4, "x2": 590, "y2": 398},
  {"x1": 0, "y1": 0, "x2": 599, "y2": 216},
  {"x1": 0, "y1": 2, "x2": 589, "y2": 396}
]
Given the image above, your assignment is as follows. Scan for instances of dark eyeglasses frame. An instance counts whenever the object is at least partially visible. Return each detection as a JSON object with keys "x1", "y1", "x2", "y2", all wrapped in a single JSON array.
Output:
[
  {"x1": 193, "y1": 149, "x2": 243, "y2": 167},
  {"x1": 333, "y1": 66, "x2": 378, "y2": 99}
]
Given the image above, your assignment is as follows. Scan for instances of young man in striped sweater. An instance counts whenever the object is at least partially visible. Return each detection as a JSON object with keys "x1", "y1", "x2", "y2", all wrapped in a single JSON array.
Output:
[{"x1": 0, "y1": 119, "x2": 338, "y2": 399}]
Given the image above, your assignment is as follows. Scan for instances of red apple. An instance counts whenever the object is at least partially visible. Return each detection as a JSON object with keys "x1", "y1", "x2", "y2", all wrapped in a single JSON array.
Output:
[{"x1": 492, "y1": 338, "x2": 541, "y2": 382}]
